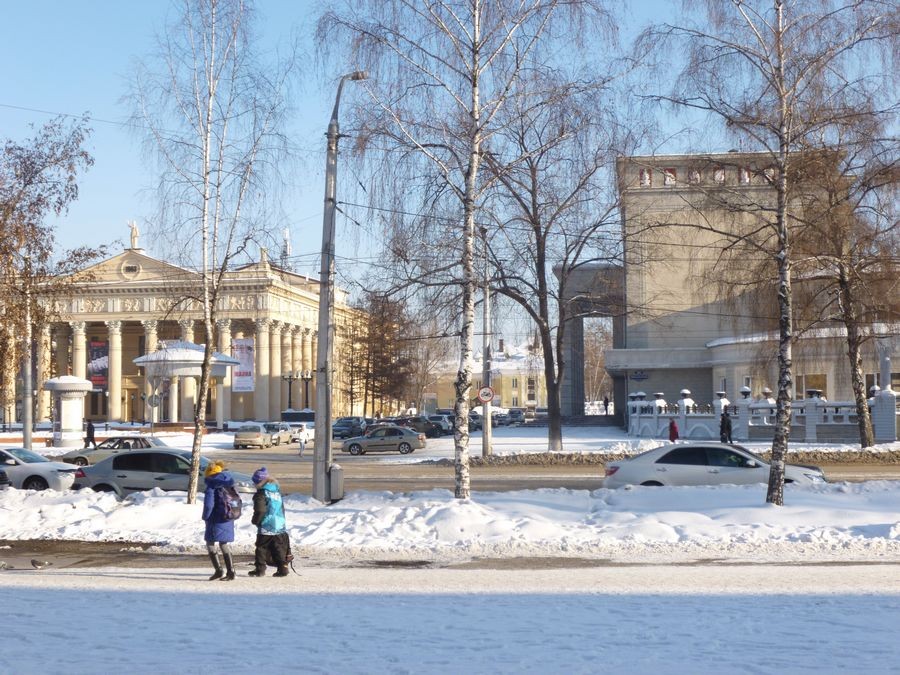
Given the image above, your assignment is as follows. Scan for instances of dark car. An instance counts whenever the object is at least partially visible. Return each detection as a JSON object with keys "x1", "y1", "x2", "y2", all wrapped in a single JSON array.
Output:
[
  {"x1": 332, "y1": 420, "x2": 364, "y2": 439},
  {"x1": 507, "y1": 408, "x2": 526, "y2": 424},
  {"x1": 395, "y1": 415, "x2": 442, "y2": 438}
]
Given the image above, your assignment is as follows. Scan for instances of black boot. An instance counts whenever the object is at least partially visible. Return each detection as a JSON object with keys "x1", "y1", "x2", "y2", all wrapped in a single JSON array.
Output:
[
  {"x1": 273, "y1": 564, "x2": 289, "y2": 577},
  {"x1": 221, "y1": 552, "x2": 236, "y2": 581},
  {"x1": 248, "y1": 567, "x2": 265, "y2": 577},
  {"x1": 207, "y1": 552, "x2": 223, "y2": 581}
]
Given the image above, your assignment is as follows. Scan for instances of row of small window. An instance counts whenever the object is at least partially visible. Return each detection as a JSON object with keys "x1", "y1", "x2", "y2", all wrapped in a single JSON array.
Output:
[{"x1": 638, "y1": 166, "x2": 775, "y2": 187}]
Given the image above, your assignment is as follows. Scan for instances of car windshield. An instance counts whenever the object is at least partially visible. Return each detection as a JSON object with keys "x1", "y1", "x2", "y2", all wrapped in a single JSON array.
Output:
[{"x1": 5, "y1": 448, "x2": 50, "y2": 463}]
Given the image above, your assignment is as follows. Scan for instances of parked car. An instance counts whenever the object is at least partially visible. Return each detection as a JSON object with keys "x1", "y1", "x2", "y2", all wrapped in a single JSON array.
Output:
[
  {"x1": 73, "y1": 449, "x2": 255, "y2": 497},
  {"x1": 263, "y1": 422, "x2": 293, "y2": 446},
  {"x1": 428, "y1": 414, "x2": 453, "y2": 434},
  {"x1": 0, "y1": 469, "x2": 10, "y2": 490},
  {"x1": 602, "y1": 442, "x2": 826, "y2": 489},
  {"x1": 395, "y1": 415, "x2": 442, "y2": 438},
  {"x1": 468, "y1": 412, "x2": 482, "y2": 431},
  {"x1": 332, "y1": 420, "x2": 365, "y2": 439},
  {"x1": 61, "y1": 436, "x2": 174, "y2": 466},
  {"x1": 507, "y1": 408, "x2": 526, "y2": 424},
  {"x1": 287, "y1": 422, "x2": 313, "y2": 445},
  {"x1": 492, "y1": 412, "x2": 510, "y2": 426},
  {"x1": 341, "y1": 425, "x2": 426, "y2": 455},
  {"x1": 336, "y1": 416, "x2": 369, "y2": 432},
  {"x1": 0, "y1": 447, "x2": 78, "y2": 491},
  {"x1": 233, "y1": 423, "x2": 273, "y2": 449}
]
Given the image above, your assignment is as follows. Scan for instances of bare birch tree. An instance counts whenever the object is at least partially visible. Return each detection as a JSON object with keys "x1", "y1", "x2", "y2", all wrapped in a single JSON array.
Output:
[
  {"x1": 639, "y1": 0, "x2": 898, "y2": 505},
  {"x1": 131, "y1": 0, "x2": 293, "y2": 502},
  {"x1": 318, "y1": 0, "x2": 606, "y2": 498}
]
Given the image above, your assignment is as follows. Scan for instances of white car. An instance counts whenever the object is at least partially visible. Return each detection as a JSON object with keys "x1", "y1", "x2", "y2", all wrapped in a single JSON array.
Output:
[
  {"x1": 0, "y1": 447, "x2": 78, "y2": 491},
  {"x1": 603, "y1": 442, "x2": 826, "y2": 489}
]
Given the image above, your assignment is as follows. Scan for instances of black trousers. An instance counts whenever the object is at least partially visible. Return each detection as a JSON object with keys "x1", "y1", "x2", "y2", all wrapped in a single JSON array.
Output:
[{"x1": 254, "y1": 532, "x2": 292, "y2": 571}]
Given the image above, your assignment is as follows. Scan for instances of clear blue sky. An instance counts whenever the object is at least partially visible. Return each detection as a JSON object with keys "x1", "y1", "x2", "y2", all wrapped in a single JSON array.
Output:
[{"x1": 1, "y1": 1, "x2": 679, "y2": 276}]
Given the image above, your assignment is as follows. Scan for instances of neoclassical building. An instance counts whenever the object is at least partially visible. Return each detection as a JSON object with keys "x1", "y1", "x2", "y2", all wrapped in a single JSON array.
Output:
[{"x1": 15, "y1": 242, "x2": 358, "y2": 428}]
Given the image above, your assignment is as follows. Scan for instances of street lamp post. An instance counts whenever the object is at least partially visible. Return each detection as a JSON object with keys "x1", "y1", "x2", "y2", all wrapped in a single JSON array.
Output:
[
  {"x1": 313, "y1": 70, "x2": 368, "y2": 504},
  {"x1": 281, "y1": 371, "x2": 299, "y2": 410},
  {"x1": 301, "y1": 370, "x2": 313, "y2": 409}
]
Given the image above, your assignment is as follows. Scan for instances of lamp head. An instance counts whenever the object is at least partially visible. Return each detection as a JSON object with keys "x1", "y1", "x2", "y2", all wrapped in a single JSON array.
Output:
[{"x1": 348, "y1": 70, "x2": 368, "y2": 81}]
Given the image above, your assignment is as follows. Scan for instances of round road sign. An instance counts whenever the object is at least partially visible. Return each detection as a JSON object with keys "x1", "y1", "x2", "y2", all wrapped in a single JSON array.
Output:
[{"x1": 477, "y1": 386, "x2": 494, "y2": 403}]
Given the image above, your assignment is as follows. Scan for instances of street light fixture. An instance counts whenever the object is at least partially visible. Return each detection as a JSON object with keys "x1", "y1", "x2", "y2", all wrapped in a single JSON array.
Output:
[
  {"x1": 313, "y1": 69, "x2": 368, "y2": 505},
  {"x1": 300, "y1": 369, "x2": 313, "y2": 409},
  {"x1": 281, "y1": 370, "x2": 300, "y2": 410}
]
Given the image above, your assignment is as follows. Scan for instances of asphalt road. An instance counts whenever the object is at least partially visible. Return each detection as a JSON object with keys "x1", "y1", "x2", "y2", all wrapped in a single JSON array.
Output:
[{"x1": 214, "y1": 443, "x2": 900, "y2": 494}]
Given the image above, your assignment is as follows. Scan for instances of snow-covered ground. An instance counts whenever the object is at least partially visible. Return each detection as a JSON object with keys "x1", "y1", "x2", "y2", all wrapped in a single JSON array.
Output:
[{"x1": 2, "y1": 426, "x2": 899, "y2": 673}]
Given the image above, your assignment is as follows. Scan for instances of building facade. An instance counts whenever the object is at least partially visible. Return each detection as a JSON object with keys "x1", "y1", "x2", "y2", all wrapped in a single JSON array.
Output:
[
  {"x1": 558, "y1": 151, "x2": 898, "y2": 417},
  {"x1": 5, "y1": 243, "x2": 358, "y2": 428}
]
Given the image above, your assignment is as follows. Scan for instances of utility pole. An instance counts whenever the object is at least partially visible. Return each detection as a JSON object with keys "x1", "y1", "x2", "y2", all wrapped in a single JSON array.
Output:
[
  {"x1": 22, "y1": 255, "x2": 33, "y2": 450},
  {"x1": 481, "y1": 227, "x2": 492, "y2": 458},
  {"x1": 313, "y1": 70, "x2": 367, "y2": 504}
]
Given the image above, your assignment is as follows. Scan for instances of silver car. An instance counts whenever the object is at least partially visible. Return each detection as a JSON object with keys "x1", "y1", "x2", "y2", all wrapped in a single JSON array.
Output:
[
  {"x1": 0, "y1": 447, "x2": 78, "y2": 491},
  {"x1": 603, "y1": 442, "x2": 826, "y2": 488},
  {"x1": 341, "y1": 425, "x2": 426, "y2": 455},
  {"x1": 233, "y1": 423, "x2": 273, "y2": 449},
  {"x1": 73, "y1": 449, "x2": 254, "y2": 497},
  {"x1": 263, "y1": 422, "x2": 293, "y2": 446},
  {"x1": 61, "y1": 436, "x2": 174, "y2": 466}
]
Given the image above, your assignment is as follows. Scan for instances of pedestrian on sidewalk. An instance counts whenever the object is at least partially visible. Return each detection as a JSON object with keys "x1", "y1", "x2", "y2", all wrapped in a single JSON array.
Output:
[
  {"x1": 84, "y1": 420, "x2": 97, "y2": 449},
  {"x1": 202, "y1": 460, "x2": 237, "y2": 581},
  {"x1": 719, "y1": 411, "x2": 733, "y2": 444},
  {"x1": 603, "y1": 396, "x2": 610, "y2": 415},
  {"x1": 248, "y1": 467, "x2": 293, "y2": 578},
  {"x1": 668, "y1": 418, "x2": 679, "y2": 443}
]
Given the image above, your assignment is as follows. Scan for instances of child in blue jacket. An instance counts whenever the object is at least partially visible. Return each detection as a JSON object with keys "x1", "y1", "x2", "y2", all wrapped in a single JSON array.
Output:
[{"x1": 248, "y1": 467, "x2": 292, "y2": 577}]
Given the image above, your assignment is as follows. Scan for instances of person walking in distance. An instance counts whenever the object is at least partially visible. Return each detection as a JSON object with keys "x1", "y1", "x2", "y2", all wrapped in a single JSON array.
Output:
[
  {"x1": 202, "y1": 460, "x2": 237, "y2": 581},
  {"x1": 603, "y1": 396, "x2": 610, "y2": 415},
  {"x1": 248, "y1": 467, "x2": 293, "y2": 578},
  {"x1": 668, "y1": 418, "x2": 679, "y2": 443},
  {"x1": 719, "y1": 411, "x2": 733, "y2": 444},
  {"x1": 84, "y1": 420, "x2": 97, "y2": 449}
]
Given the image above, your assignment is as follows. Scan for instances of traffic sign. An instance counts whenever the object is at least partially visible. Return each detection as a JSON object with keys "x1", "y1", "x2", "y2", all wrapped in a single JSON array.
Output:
[
  {"x1": 477, "y1": 386, "x2": 494, "y2": 403},
  {"x1": 148, "y1": 394, "x2": 161, "y2": 408}
]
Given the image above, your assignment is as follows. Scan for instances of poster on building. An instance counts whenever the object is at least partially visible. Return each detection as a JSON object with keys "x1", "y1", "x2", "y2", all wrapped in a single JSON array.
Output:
[
  {"x1": 87, "y1": 340, "x2": 109, "y2": 391},
  {"x1": 232, "y1": 338, "x2": 255, "y2": 392}
]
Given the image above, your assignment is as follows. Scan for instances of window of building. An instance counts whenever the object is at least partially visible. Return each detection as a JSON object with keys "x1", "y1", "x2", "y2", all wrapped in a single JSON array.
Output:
[
  {"x1": 739, "y1": 167, "x2": 751, "y2": 184},
  {"x1": 764, "y1": 167, "x2": 776, "y2": 183},
  {"x1": 743, "y1": 375, "x2": 752, "y2": 388},
  {"x1": 663, "y1": 168, "x2": 677, "y2": 186},
  {"x1": 639, "y1": 168, "x2": 652, "y2": 187},
  {"x1": 688, "y1": 169, "x2": 701, "y2": 184},
  {"x1": 714, "y1": 167, "x2": 726, "y2": 184},
  {"x1": 865, "y1": 372, "x2": 900, "y2": 392},
  {"x1": 512, "y1": 378, "x2": 518, "y2": 388},
  {"x1": 720, "y1": 377, "x2": 727, "y2": 393},
  {"x1": 512, "y1": 396, "x2": 519, "y2": 407}
]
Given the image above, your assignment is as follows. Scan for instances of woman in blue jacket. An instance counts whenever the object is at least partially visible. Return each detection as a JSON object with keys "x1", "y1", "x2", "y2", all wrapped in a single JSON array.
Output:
[{"x1": 202, "y1": 461, "x2": 237, "y2": 581}]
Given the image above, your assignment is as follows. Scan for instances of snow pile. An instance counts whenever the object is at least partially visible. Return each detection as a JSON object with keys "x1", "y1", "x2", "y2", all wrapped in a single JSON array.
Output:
[{"x1": 2, "y1": 481, "x2": 900, "y2": 564}]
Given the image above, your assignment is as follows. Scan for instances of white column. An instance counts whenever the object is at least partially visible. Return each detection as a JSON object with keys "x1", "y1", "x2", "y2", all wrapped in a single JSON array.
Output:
[
  {"x1": 269, "y1": 322, "x2": 283, "y2": 420},
  {"x1": 107, "y1": 320, "x2": 123, "y2": 422},
  {"x1": 37, "y1": 326, "x2": 52, "y2": 422},
  {"x1": 291, "y1": 327, "x2": 303, "y2": 409},
  {"x1": 168, "y1": 376, "x2": 180, "y2": 423},
  {"x1": 281, "y1": 326, "x2": 293, "y2": 411},
  {"x1": 254, "y1": 319, "x2": 270, "y2": 421},
  {"x1": 179, "y1": 319, "x2": 195, "y2": 421},
  {"x1": 216, "y1": 319, "x2": 232, "y2": 428},
  {"x1": 71, "y1": 321, "x2": 86, "y2": 379},
  {"x1": 142, "y1": 320, "x2": 159, "y2": 423}
]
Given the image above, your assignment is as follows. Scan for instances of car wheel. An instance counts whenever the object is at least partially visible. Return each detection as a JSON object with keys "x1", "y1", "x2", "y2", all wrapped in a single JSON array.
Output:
[
  {"x1": 348, "y1": 443, "x2": 363, "y2": 456},
  {"x1": 23, "y1": 476, "x2": 49, "y2": 491},
  {"x1": 398, "y1": 442, "x2": 412, "y2": 454},
  {"x1": 93, "y1": 484, "x2": 115, "y2": 493},
  {"x1": 640, "y1": 481, "x2": 664, "y2": 487},
  {"x1": 73, "y1": 457, "x2": 89, "y2": 467}
]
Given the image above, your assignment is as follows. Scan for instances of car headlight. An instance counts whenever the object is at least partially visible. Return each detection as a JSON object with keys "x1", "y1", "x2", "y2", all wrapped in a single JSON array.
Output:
[{"x1": 803, "y1": 472, "x2": 826, "y2": 483}]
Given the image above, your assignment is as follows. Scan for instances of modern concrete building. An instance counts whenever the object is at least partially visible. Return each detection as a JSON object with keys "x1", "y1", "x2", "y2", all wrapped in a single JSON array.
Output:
[
  {"x1": 558, "y1": 151, "x2": 898, "y2": 418},
  {"x1": 5, "y1": 241, "x2": 359, "y2": 428}
]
